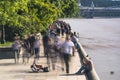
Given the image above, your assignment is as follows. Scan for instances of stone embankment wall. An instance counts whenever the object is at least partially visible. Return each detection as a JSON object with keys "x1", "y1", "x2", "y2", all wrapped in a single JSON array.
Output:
[{"x1": 0, "y1": 47, "x2": 14, "y2": 59}]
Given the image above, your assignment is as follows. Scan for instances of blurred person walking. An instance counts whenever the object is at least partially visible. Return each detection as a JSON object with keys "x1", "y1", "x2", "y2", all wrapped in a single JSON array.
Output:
[
  {"x1": 46, "y1": 37, "x2": 57, "y2": 70},
  {"x1": 62, "y1": 35, "x2": 75, "y2": 73},
  {"x1": 12, "y1": 37, "x2": 22, "y2": 64},
  {"x1": 42, "y1": 33, "x2": 49, "y2": 57}
]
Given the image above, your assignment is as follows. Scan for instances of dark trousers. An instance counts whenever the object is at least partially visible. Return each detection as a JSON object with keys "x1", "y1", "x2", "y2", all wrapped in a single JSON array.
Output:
[
  {"x1": 79, "y1": 65, "x2": 90, "y2": 74},
  {"x1": 43, "y1": 45, "x2": 47, "y2": 56},
  {"x1": 34, "y1": 48, "x2": 40, "y2": 59},
  {"x1": 63, "y1": 53, "x2": 71, "y2": 73}
]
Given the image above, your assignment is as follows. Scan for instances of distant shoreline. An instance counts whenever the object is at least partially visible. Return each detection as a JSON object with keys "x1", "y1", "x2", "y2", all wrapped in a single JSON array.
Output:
[{"x1": 59, "y1": 17, "x2": 120, "y2": 21}]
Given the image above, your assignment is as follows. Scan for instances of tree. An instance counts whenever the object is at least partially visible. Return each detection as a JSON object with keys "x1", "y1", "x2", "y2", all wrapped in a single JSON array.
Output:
[
  {"x1": 47, "y1": 0, "x2": 79, "y2": 18},
  {"x1": 0, "y1": 0, "x2": 78, "y2": 41}
]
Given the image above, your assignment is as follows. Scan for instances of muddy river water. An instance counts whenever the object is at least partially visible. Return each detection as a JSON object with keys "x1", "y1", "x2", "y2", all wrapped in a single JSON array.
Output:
[{"x1": 63, "y1": 18, "x2": 120, "y2": 80}]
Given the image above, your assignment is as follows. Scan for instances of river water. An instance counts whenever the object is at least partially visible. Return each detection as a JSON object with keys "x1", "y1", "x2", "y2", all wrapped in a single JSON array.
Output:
[{"x1": 62, "y1": 18, "x2": 120, "y2": 80}]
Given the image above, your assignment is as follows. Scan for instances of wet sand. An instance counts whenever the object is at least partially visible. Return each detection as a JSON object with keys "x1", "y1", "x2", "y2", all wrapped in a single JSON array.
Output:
[{"x1": 62, "y1": 18, "x2": 120, "y2": 80}]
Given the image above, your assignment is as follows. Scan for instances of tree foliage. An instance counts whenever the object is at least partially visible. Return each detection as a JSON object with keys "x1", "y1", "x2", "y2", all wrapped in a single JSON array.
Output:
[{"x1": 0, "y1": 0, "x2": 78, "y2": 41}]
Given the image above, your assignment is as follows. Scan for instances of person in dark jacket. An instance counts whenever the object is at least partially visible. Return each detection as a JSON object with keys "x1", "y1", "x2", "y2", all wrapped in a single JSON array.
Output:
[{"x1": 42, "y1": 33, "x2": 49, "y2": 56}]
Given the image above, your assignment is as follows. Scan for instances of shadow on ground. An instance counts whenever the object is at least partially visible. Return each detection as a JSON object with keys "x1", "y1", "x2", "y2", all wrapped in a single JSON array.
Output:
[{"x1": 0, "y1": 62, "x2": 15, "y2": 66}]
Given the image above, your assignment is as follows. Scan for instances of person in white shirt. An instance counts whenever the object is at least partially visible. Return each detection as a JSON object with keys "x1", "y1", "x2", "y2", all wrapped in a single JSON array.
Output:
[{"x1": 62, "y1": 35, "x2": 74, "y2": 73}]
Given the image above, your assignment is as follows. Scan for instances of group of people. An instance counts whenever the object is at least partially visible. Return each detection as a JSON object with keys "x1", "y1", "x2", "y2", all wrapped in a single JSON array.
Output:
[
  {"x1": 12, "y1": 20, "x2": 93, "y2": 74},
  {"x1": 43, "y1": 34, "x2": 76, "y2": 73},
  {"x1": 42, "y1": 20, "x2": 80, "y2": 73},
  {"x1": 12, "y1": 34, "x2": 41, "y2": 64}
]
